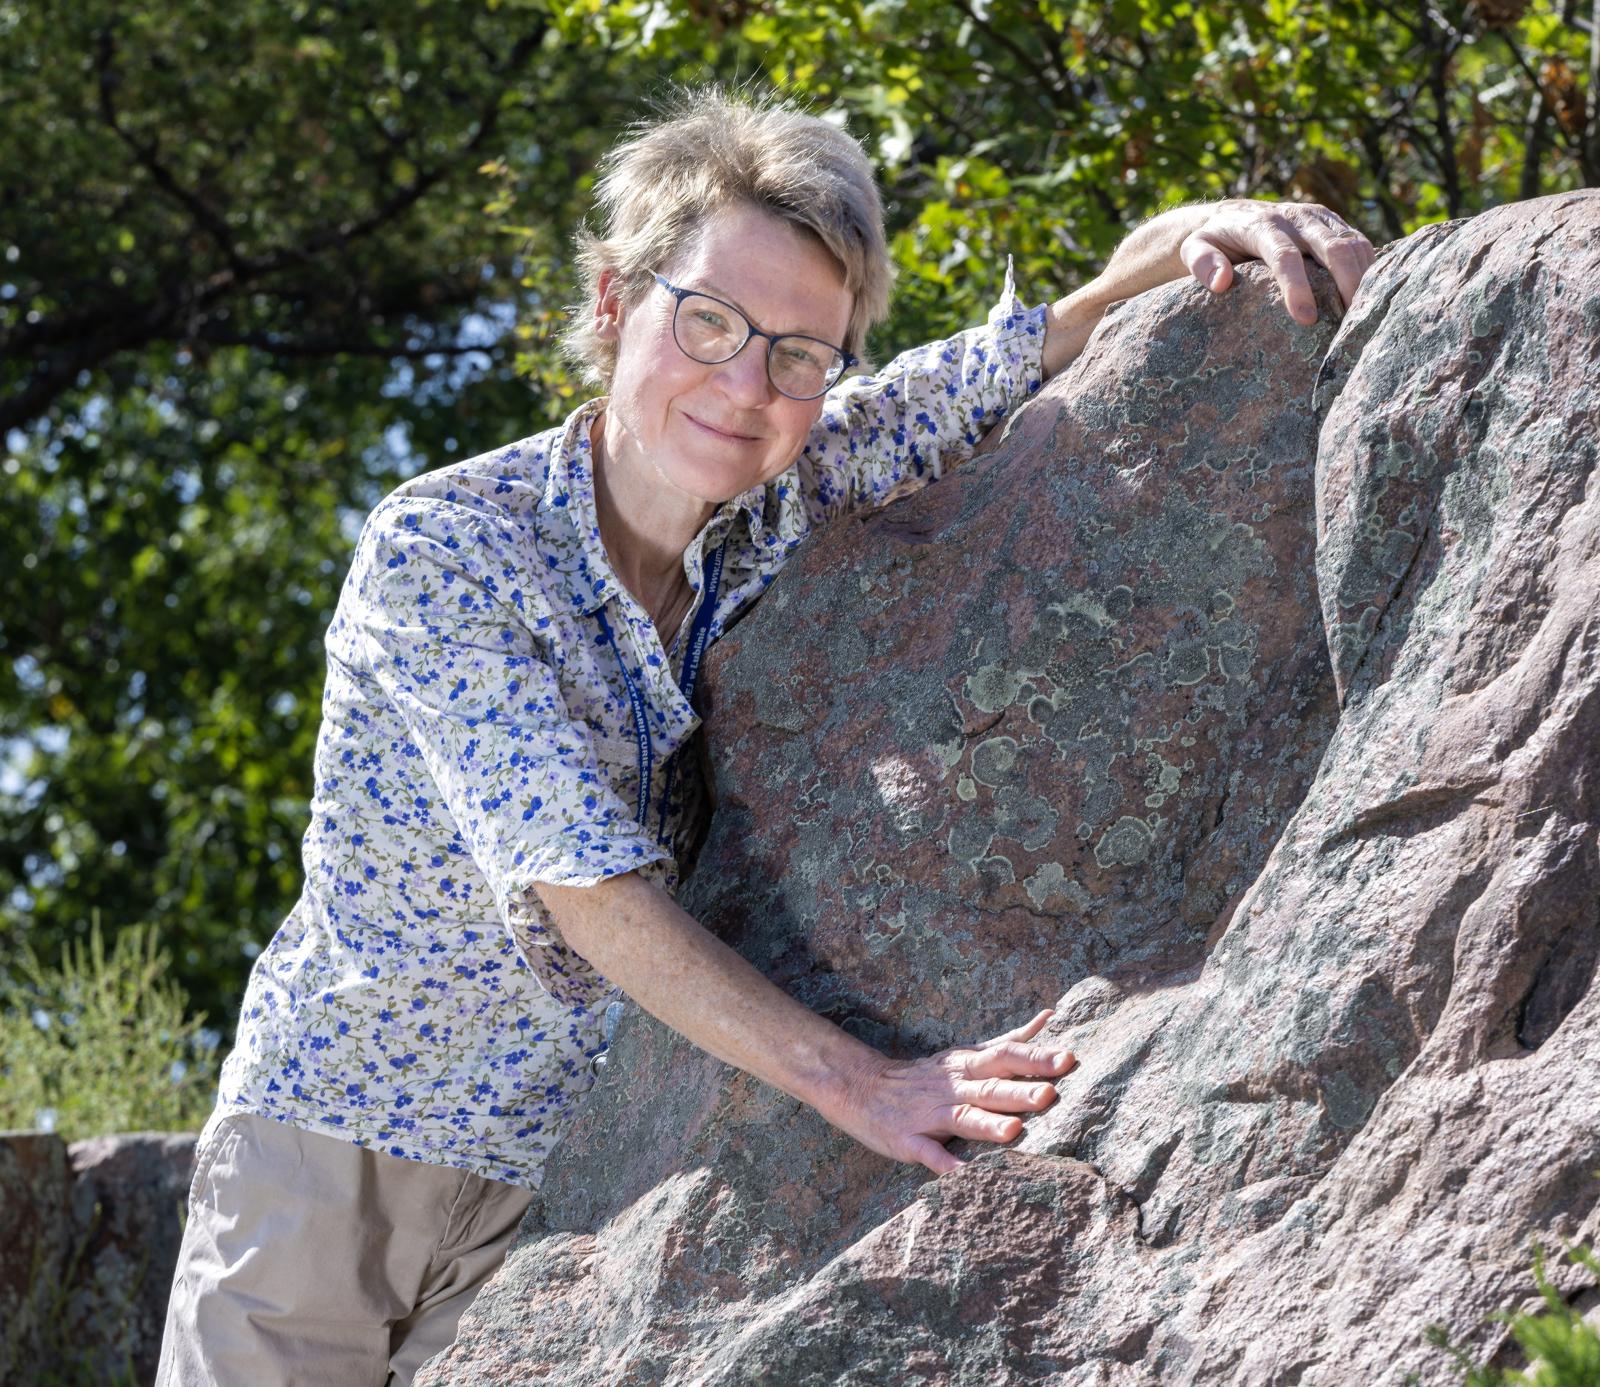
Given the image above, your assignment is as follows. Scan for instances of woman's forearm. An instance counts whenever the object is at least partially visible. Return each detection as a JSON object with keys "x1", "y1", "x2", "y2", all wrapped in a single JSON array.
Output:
[
  {"x1": 535, "y1": 871, "x2": 1075, "y2": 1173},
  {"x1": 1040, "y1": 203, "x2": 1222, "y2": 381},
  {"x1": 536, "y1": 873, "x2": 881, "y2": 1122}
]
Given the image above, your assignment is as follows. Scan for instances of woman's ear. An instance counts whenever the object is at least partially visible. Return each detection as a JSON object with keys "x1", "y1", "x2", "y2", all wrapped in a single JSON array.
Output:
[{"x1": 593, "y1": 268, "x2": 625, "y2": 342}]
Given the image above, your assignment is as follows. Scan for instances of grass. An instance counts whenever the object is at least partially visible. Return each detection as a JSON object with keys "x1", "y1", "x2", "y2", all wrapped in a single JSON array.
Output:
[
  {"x1": 1421, "y1": 1244, "x2": 1600, "y2": 1386},
  {"x1": 0, "y1": 915, "x2": 220, "y2": 1140}
]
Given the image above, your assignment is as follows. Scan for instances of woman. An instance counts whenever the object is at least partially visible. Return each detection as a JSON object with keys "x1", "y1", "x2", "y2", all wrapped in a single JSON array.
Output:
[{"x1": 157, "y1": 86, "x2": 1373, "y2": 1385}]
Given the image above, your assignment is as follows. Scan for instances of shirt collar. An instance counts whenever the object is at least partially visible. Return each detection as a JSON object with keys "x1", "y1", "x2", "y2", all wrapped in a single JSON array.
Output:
[
  {"x1": 721, "y1": 482, "x2": 767, "y2": 548},
  {"x1": 543, "y1": 397, "x2": 766, "y2": 617}
]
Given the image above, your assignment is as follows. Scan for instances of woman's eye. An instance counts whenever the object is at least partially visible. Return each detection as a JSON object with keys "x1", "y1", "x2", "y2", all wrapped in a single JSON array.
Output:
[
  {"x1": 693, "y1": 308, "x2": 731, "y2": 331},
  {"x1": 778, "y1": 343, "x2": 822, "y2": 368}
]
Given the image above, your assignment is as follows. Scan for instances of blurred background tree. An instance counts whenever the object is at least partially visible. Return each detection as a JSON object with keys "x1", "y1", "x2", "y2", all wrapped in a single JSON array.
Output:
[{"x1": 3, "y1": 0, "x2": 1596, "y2": 1038}]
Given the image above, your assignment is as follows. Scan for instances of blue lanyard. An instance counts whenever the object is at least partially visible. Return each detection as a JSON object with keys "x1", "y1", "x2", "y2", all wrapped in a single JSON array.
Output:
[{"x1": 594, "y1": 539, "x2": 727, "y2": 848}]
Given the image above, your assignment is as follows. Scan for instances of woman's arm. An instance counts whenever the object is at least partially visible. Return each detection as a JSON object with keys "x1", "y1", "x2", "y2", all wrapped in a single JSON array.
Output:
[
  {"x1": 537, "y1": 872, "x2": 1076, "y2": 1175},
  {"x1": 1041, "y1": 198, "x2": 1377, "y2": 381}
]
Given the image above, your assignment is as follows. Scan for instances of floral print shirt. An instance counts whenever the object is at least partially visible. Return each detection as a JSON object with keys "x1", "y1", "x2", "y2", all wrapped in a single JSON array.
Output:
[{"x1": 215, "y1": 271, "x2": 1047, "y2": 1189}]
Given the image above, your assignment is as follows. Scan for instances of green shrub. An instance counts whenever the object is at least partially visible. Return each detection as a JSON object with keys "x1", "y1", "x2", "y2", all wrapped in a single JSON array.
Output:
[
  {"x1": 1423, "y1": 1244, "x2": 1600, "y2": 1386},
  {"x1": 0, "y1": 915, "x2": 219, "y2": 1139}
]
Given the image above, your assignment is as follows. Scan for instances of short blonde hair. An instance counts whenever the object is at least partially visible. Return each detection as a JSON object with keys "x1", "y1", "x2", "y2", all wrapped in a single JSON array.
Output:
[{"x1": 563, "y1": 85, "x2": 893, "y2": 390}]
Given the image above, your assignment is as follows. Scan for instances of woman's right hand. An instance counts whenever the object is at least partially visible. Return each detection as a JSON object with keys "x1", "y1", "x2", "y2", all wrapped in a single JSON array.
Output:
[{"x1": 823, "y1": 1009, "x2": 1077, "y2": 1175}]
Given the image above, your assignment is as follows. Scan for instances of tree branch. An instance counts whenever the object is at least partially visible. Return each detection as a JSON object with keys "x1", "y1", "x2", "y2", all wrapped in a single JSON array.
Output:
[
  {"x1": 192, "y1": 327, "x2": 506, "y2": 361},
  {"x1": 4, "y1": 19, "x2": 549, "y2": 435},
  {"x1": 1359, "y1": 122, "x2": 1409, "y2": 241},
  {"x1": 1, "y1": 287, "x2": 184, "y2": 436},
  {"x1": 94, "y1": 25, "x2": 254, "y2": 283},
  {"x1": 952, "y1": 0, "x2": 1065, "y2": 104},
  {"x1": 1423, "y1": 21, "x2": 1465, "y2": 214},
  {"x1": 1496, "y1": 22, "x2": 1572, "y2": 201},
  {"x1": 1520, "y1": 84, "x2": 1554, "y2": 199},
  {"x1": 261, "y1": 25, "x2": 546, "y2": 268}
]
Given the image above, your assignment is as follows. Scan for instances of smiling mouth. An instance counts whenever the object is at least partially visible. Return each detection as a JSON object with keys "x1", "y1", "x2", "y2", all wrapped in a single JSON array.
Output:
[{"x1": 685, "y1": 412, "x2": 760, "y2": 443}]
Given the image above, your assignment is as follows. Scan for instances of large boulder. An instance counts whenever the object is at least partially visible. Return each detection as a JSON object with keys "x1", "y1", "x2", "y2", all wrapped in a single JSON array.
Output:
[
  {"x1": 419, "y1": 191, "x2": 1599, "y2": 1386},
  {"x1": 0, "y1": 1130, "x2": 197, "y2": 1387}
]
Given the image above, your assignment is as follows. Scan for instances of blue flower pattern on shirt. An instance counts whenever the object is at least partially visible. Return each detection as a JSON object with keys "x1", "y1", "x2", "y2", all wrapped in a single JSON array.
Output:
[{"x1": 215, "y1": 271, "x2": 1046, "y2": 1189}]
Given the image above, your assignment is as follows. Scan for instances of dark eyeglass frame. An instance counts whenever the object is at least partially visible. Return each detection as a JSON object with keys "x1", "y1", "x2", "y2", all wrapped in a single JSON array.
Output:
[{"x1": 652, "y1": 273, "x2": 856, "y2": 401}]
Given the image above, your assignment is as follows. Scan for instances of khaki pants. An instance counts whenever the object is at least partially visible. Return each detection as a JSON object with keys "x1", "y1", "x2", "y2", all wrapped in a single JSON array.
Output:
[{"x1": 155, "y1": 1111, "x2": 535, "y2": 1386}]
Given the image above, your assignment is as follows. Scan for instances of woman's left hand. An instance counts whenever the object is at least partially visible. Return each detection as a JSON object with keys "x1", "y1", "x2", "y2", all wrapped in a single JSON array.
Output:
[{"x1": 1177, "y1": 198, "x2": 1377, "y2": 325}]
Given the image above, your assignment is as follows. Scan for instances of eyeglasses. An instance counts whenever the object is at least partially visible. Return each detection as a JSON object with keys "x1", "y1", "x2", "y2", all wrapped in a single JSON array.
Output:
[{"x1": 652, "y1": 273, "x2": 855, "y2": 401}]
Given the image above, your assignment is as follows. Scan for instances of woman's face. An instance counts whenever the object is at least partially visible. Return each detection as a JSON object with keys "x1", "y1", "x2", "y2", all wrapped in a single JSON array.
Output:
[{"x1": 596, "y1": 200, "x2": 854, "y2": 509}]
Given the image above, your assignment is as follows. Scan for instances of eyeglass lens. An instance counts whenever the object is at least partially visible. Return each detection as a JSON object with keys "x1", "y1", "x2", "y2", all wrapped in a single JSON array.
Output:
[{"x1": 673, "y1": 294, "x2": 843, "y2": 400}]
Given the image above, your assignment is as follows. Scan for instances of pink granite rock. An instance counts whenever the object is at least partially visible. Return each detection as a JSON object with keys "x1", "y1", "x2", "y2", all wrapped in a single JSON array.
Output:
[{"x1": 419, "y1": 191, "x2": 1600, "y2": 1386}]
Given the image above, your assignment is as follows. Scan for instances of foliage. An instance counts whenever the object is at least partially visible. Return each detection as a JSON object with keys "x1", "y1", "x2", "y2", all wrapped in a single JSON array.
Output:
[
  {"x1": 1, "y1": 0, "x2": 684, "y2": 1024},
  {"x1": 3, "y1": 0, "x2": 1596, "y2": 1031},
  {"x1": 695, "y1": 0, "x2": 1600, "y2": 350},
  {"x1": 0, "y1": 916, "x2": 220, "y2": 1140},
  {"x1": 1420, "y1": 1244, "x2": 1600, "y2": 1386}
]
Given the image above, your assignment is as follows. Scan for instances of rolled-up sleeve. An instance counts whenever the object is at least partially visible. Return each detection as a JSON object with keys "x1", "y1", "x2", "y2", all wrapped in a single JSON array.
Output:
[
  {"x1": 346, "y1": 497, "x2": 668, "y2": 919},
  {"x1": 794, "y1": 259, "x2": 1049, "y2": 523}
]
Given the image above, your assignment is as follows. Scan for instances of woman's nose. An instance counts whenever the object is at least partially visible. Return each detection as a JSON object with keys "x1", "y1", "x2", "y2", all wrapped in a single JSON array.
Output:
[{"x1": 712, "y1": 338, "x2": 775, "y2": 406}]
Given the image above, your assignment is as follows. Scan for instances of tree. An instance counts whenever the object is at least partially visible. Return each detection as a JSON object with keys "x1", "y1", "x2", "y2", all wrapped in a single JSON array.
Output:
[
  {"x1": 669, "y1": 0, "x2": 1600, "y2": 345},
  {"x1": 3, "y1": 0, "x2": 1594, "y2": 1032},
  {"x1": 1, "y1": 0, "x2": 691, "y2": 1025}
]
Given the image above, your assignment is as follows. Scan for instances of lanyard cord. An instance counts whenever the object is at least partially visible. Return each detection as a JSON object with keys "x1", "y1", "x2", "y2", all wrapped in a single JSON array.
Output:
[{"x1": 593, "y1": 539, "x2": 727, "y2": 849}]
